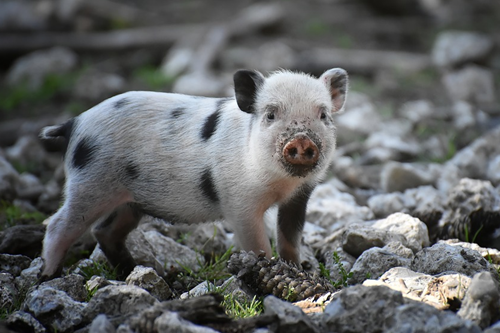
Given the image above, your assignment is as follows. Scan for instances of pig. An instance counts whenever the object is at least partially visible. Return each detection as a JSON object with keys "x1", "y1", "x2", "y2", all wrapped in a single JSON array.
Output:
[{"x1": 39, "y1": 68, "x2": 348, "y2": 279}]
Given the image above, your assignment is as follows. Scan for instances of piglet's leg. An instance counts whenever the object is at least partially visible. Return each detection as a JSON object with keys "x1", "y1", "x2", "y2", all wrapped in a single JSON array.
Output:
[
  {"x1": 231, "y1": 210, "x2": 273, "y2": 259},
  {"x1": 92, "y1": 203, "x2": 143, "y2": 278},
  {"x1": 276, "y1": 186, "x2": 313, "y2": 265}
]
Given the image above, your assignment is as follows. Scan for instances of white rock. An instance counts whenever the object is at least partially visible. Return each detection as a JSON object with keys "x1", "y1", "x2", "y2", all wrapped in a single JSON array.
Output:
[
  {"x1": 336, "y1": 102, "x2": 381, "y2": 135},
  {"x1": 7, "y1": 47, "x2": 77, "y2": 89},
  {"x1": 432, "y1": 31, "x2": 493, "y2": 68},
  {"x1": 73, "y1": 70, "x2": 126, "y2": 101},
  {"x1": 400, "y1": 100, "x2": 435, "y2": 123},
  {"x1": 380, "y1": 162, "x2": 437, "y2": 193},
  {"x1": 487, "y1": 155, "x2": 500, "y2": 185},
  {"x1": 373, "y1": 213, "x2": 430, "y2": 252},
  {"x1": 443, "y1": 65, "x2": 496, "y2": 105}
]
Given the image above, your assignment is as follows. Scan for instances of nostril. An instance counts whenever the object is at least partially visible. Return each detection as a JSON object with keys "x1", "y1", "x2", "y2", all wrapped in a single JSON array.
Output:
[
  {"x1": 305, "y1": 147, "x2": 315, "y2": 159},
  {"x1": 288, "y1": 147, "x2": 298, "y2": 157}
]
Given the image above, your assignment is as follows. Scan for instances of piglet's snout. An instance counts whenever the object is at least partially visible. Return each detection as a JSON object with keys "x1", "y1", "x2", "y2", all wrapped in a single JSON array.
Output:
[{"x1": 283, "y1": 134, "x2": 319, "y2": 166}]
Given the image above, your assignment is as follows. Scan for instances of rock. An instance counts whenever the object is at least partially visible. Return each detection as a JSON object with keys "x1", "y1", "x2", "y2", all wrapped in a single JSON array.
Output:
[
  {"x1": 399, "y1": 100, "x2": 435, "y2": 124},
  {"x1": 380, "y1": 162, "x2": 438, "y2": 193},
  {"x1": 411, "y1": 242, "x2": 495, "y2": 277},
  {"x1": 90, "y1": 228, "x2": 165, "y2": 277},
  {"x1": 336, "y1": 101, "x2": 382, "y2": 136},
  {"x1": 323, "y1": 284, "x2": 480, "y2": 333},
  {"x1": 83, "y1": 285, "x2": 159, "y2": 326},
  {"x1": 383, "y1": 242, "x2": 414, "y2": 259},
  {"x1": 6, "y1": 311, "x2": 46, "y2": 333},
  {"x1": 485, "y1": 321, "x2": 500, "y2": 333},
  {"x1": 14, "y1": 173, "x2": 44, "y2": 200},
  {"x1": 432, "y1": 31, "x2": 493, "y2": 68},
  {"x1": 125, "y1": 266, "x2": 172, "y2": 301},
  {"x1": 443, "y1": 65, "x2": 496, "y2": 105},
  {"x1": 171, "y1": 222, "x2": 229, "y2": 256},
  {"x1": 367, "y1": 192, "x2": 409, "y2": 218},
  {"x1": 180, "y1": 281, "x2": 215, "y2": 300},
  {"x1": 40, "y1": 274, "x2": 88, "y2": 302},
  {"x1": 24, "y1": 286, "x2": 86, "y2": 333},
  {"x1": 0, "y1": 225, "x2": 46, "y2": 258},
  {"x1": 0, "y1": 273, "x2": 18, "y2": 310},
  {"x1": 0, "y1": 1, "x2": 49, "y2": 32},
  {"x1": 37, "y1": 179, "x2": 62, "y2": 213},
  {"x1": 442, "y1": 239, "x2": 500, "y2": 264},
  {"x1": 263, "y1": 295, "x2": 321, "y2": 333},
  {"x1": 457, "y1": 271, "x2": 500, "y2": 329},
  {"x1": 348, "y1": 247, "x2": 412, "y2": 284},
  {"x1": 307, "y1": 180, "x2": 374, "y2": 230},
  {"x1": 365, "y1": 131, "x2": 421, "y2": 158},
  {"x1": 0, "y1": 254, "x2": 31, "y2": 277},
  {"x1": 405, "y1": 185, "x2": 445, "y2": 217},
  {"x1": 365, "y1": 267, "x2": 471, "y2": 309},
  {"x1": 144, "y1": 230, "x2": 204, "y2": 271},
  {"x1": 153, "y1": 311, "x2": 220, "y2": 333},
  {"x1": 0, "y1": 156, "x2": 19, "y2": 200},
  {"x1": 451, "y1": 100, "x2": 476, "y2": 129},
  {"x1": 15, "y1": 257, "x2": 44, "y2": 292},
  {"x1": 5, "y1": 136, "x2": 48, "y2": 172},
  {"x1": 7, "y1": 47, "x2": 78, "y2": 89},
  {"x1": 488, "y1": 155, "x2": 500, "y2": 185},
  {"x1": 372, "y1": 213, "x2": 430, "y2": 252},
  {"x1": 384, "y1": 302, "x2": 481, "y2": 333},
  {"x1": 73, "y1": 70, "x2": 126, "y2": 101},
  {"x1": 89, "y1": 314, "x2": 116, "y2": 333},
  {"x1": 323, "y1": 285, "x2": 406, "y2": 332},
  {"x1": 439, "y1": 178, "x2": 500, "y2": 247},
  {"x1": 173, "y1": 71, "x2": 227, "y2": 97},
  {"x1": 342, "y1": 225, "x2": 408, "y2": 257}
]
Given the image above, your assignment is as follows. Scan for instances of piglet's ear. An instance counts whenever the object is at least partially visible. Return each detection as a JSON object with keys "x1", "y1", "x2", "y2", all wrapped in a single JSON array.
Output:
[
  {"x1": 234, "y1": 69, "x2": 265, "y2": 113},
  {"x1": 320, "y1": 68, "x2": 348, "y2": 113}
]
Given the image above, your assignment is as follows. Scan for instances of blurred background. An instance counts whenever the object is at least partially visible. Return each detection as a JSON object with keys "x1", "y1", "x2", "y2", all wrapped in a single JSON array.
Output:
[{"x1": 0, "y1": 0, "x2": 499, "y2": 236}]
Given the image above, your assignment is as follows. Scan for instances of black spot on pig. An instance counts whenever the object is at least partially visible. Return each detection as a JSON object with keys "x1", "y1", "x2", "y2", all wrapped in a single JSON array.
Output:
[
  {"x1": 201, "y1": 110, "x2": 221, "y2": 141},
  {"x1": 171, "y1": 107, "x2": 185, "y2": 119},
  {"x1": 200, "y1": 169, "x2": 218, "y2": 202},
  {"x1": 114, "y1": 98, "x2": 129, "y2": 109},
  {"x1": 125, "y1": 162, "x2": 140, "y2": 180},
  {"x1": 73, "y1": 138, "x2": 98, "y2": 170}
]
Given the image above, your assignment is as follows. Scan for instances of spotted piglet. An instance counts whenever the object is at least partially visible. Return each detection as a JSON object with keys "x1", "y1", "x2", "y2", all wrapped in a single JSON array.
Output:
[{"x1": 40, "y1": 68, "x2": 348, "y2": 279}]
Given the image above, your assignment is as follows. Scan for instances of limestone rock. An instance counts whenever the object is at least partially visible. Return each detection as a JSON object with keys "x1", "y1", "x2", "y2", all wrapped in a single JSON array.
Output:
[
  {"x1": 126, "y1": 266, "x2": 172, "y2": 301},
  {"x1": 372, "y1": 213, "x2": 430, "y2": 252},
  {"x1": 264, "y1": 295, "x2": 321, "y2": 333},
  {"x1": 432, "y1": 31, "x2": 493, "y2": 68}
]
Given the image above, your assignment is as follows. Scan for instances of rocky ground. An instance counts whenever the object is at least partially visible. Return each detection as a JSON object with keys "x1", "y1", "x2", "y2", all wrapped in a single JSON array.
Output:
[{"x1": 1, "y1": 0, "x2": 500, "y2": 332}]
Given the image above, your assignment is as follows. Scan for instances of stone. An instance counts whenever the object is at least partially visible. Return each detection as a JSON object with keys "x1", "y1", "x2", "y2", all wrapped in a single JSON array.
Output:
[
  {"x1": 432, "y1": 31, "x2": 493, "y2": 68},
  {"x1": 144, "y1": 230, "x2": 204, "y2": 271},
  {"x1": 451, "y1": 100, "x2": 476, "y2": 129},
  {"x1": 0, "y1": 225, "x2": 46, "y2": 258},
  {"x1": 263, "y1": 295, "x2": 321, "y2": 333},
  {"x1": 40, "y1": 274, "x2": 88, "y2": 302},
  {"x1": 365, "y1": 267, "x2": 471, "y2": 309},
  {"x1": 365, "y1": 131, "x2": 421, "y2": 157},
  {"x1": 443, "y1": 65, "x2": 496, "y2": 105},
  {"x1": 173, "y1": 222, "x2": 229, "y2": 256},
  {"x1": 14, "y1": 173, "x2": 44, "y2": 200},
  {"x1": 348, "y1": 247, "x2": 412, "y2": 284},
  {"x1": 322, "y1": 250, "x2": 356, "y2": 285},
  {"x1": 83, "y1": 285, "x2": 158, "y2": 326},
  {"x1": 342, "y1": 225, "x2": 408, "y2": 257},
  {"x1": 0, "y1": 1, "x2": 49, "y2": 32},
  {"x1": 24, "y1": 286, "x2": 86, "y2": 333},
  {"x1": 5, "y1": 136, "x2": 48, "y2": 172},
  {"x1": 384, "y1": 302, "x2": 481, "y2": 333},
  {"x1": 90, "y1": 228, "x2": 165, "y2": 276},
  {"x1": 0, "y1": 254, "x2": 31, "y2": 277},
  {"x1": 336, "y1": 101, "x2": 382, "y2": 136},
  {"x1": 367, "y1": 192, "x2": 409, "y2": 218},
  {"x1": 399, "y1": 100, "x2": 435, "y2": 123},
  {"x1": 411, "y1": 242, "x2": 494, "y2": 277},
  {"x1": 457, "y1": 271, "x2": 500, "y2": 329},
  {"x1": 73, "y1": 70, "x2": 126, "y2": 101},
  {"x1": 307, "y1": 180, "x2": 374, "y2": 230},
  {"x1": 6, "y1": 311, "x2": 46, "y2": 333},
  {"x1": 7, "y1": 47, "x2": 78, "y2": 90},
  {"x1": 89, "y1": 314, "x2": 116, "y2": 333},
  {"x1": 487, "y1": 155, "x2": 500, "y2": 185},
  {"x1": 173, "y1": 72, "x2": 227, "y2": 97},
  {"x1": 380, "y1": 162, "x2": 438, "y2": 193},
  {"x1": 125, "y1": 265, "x2": 172, "y2": 301},
  {"x1": 372, "y1": 213, "x2": 430, "y2": 252},
  {"x1": 180, "y1": 281, "x2": 215, "y2": 300},
  {"x1": 323, "y1": 285, "x2": 406, "y2": 332},
  {"x1": 484, "y1": 321, "x2": 500, "y2": 333},
  {"x1": 153, "y1": 311, "x2": 220, "y2": 333},
  {"x1": 382, "y1": 242, "x2": 414, "y2": 259},
  {"x1": 15, "y1": 257, "x2": 44, "y2": 291},
  {"x1": 0, "y1": 273, "x2": 17, "y2": 310},
  {"x1": 442, "y1": 239, "x2": 500, "y2": 264},
  {"x1": 0, "y1": 156, "x2": 19, "y2": 200},
  {"x1": 37, "y1": 179, "x2": 62, "y2": 213}
]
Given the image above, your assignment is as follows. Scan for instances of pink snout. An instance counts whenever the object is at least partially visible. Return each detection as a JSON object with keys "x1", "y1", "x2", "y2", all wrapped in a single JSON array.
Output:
[{"x1": 283, "y1": 134, "x2": 319, "y2": 166}]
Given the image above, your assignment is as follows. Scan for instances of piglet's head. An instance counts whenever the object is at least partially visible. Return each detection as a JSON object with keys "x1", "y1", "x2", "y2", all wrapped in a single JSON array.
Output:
[{"x1": 233, "y1": 68, "x2": 348, "y2": 178}]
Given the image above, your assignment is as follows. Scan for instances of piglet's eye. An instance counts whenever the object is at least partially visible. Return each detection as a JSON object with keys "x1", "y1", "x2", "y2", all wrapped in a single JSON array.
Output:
[
  {"x1": 320, "y1": 112, "x2": 326, "y2": 119},
  {"x1": 267, "y1": 112, "x2": 275, "y2": 120}
]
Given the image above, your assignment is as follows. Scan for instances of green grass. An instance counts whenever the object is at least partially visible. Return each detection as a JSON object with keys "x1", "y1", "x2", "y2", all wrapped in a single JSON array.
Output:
[
  {"x1": 177, "y1": 246, "x2": 233, "y2": 287},
  {"x1": 134, "y1": 66, "x2": 176, "y2": 91},
  {"x1": 319, "y1": 251, "x2": 353, "y2": 288},
  {"x1": 78, "y1": 260, "x2": 118, "y2": 281},
  {"x1": 303, "y1": 18, "x2": 330, "y2": 36},
  {"x1": 222, "y1": 293, "x2": 263, "y2": 319},
  {"x1": 0, "y1": 201, "x2": 47, "y2": 230}
]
